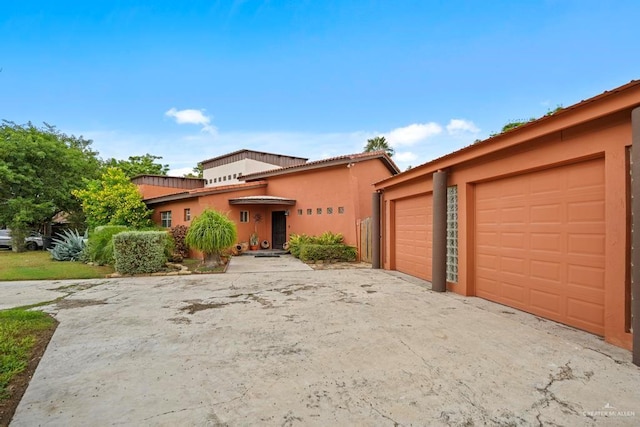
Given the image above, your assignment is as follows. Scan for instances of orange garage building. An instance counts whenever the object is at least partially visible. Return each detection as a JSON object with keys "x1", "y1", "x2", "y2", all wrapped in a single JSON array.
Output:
[{"x1": 373, "y1": 80, "x2": 640, "y2": 362}]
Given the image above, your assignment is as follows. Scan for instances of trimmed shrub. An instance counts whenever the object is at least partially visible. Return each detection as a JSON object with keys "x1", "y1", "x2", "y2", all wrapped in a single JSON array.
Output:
[
  {"x1": 49, "y1": 229, "x2": 86, "y2": 261},
  {"x1": 299, "y1": 244, "x2": 357, "y2": 263},
  {"x1": 315, "y1": 231, "x2": 344, "y2": 245},
  {"x1": 86, "y1": 225, "x2": 129, "y2": 265},
  {"x1": 288, "y1": 233, "x2": 313, "y2": 258},
  {"x1": 289, "y1": 232, "x2": 348, "y2": 260},
  {"x1": 113, "y1": 231, "x2": 168, "y2": 274}
]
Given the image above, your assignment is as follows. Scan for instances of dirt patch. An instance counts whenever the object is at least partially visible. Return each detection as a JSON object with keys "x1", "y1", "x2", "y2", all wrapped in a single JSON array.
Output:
[
  {"x1": 280, "y1": 285, "x2": 316, "y2": 295},
  {"x1": 308, "y1": 262, "x2": 371, "y2": 270},
  {"x1": 180, "y1": 300, "x2": 250, "y2": 314},
  {"x1": 55, "y1": 299, "x2": 107, "y2": 309},
  {"x1": 0, "y1": 316, "x2": 58, "y2": 427}
]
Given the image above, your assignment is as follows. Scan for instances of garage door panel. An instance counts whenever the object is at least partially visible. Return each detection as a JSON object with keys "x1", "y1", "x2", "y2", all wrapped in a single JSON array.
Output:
[
  {"x1": 530, "y1": 290, "x2": 561, "y2": 315},
  {"x1": 567, "y1": 299, "x2": 604, "y2": 334},
  {"x1": 475, "y1": 159, "x2": 605, "y2": 335},
  {"x1": 567, "y1": 265, "x2": 605, "y2": 289},
  {"x1": 394, "y1": 195, "x2": 432, "y2": 281}
]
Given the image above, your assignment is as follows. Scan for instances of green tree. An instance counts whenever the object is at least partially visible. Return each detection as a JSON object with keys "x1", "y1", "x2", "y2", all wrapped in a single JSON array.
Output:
[
  {"x1": 364, "y1": 136, "x2": 394, "y2": 157},
  {"x1": 0, "y1": 121, "x2": 101, "y2": 251},
  {"x1": 185, "y1": 209, "x2": 237, "y2": 268},
  {"x1": 103, "y1": 154, "x2": 169, "y2": 178},
  {"x1": 183, "y1": 164, "x2": 203, "y2": 178},
  {"x1": 72, "y1": 167, "x2": 153, "y2": 230}
]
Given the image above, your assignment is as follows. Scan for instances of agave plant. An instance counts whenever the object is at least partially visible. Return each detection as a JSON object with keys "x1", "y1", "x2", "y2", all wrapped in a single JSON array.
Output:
[{"x1": 49, "y1": 229, "x2": 86, "y2": 261}]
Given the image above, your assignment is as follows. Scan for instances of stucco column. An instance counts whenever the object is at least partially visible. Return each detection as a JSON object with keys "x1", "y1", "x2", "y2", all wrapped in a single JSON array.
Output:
[
  {"x1": 372, "y1": 192, "x2": 381, "y2": 269},
  {"x1": 632, "y1": 107, "x2": 640, "y2": 366},
  {"x1": 432, "y1": 170, "x2": 448, "y2": 292}
]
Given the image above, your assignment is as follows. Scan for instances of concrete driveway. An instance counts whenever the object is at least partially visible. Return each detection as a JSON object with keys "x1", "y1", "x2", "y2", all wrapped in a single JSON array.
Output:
[{"x1": 5, "y1": 256, "x2": 640, "y2": 426}]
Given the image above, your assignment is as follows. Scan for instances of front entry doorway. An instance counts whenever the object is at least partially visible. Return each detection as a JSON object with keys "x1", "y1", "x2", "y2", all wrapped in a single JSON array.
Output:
[{"x1": 272, "y1": 211, "x2": 287, "y2": 250}]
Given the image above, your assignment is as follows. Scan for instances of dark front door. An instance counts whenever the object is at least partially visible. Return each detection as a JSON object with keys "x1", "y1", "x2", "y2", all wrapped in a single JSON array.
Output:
[{"x1": 272, "y1": 211, "x2": 287, "y2": 250}]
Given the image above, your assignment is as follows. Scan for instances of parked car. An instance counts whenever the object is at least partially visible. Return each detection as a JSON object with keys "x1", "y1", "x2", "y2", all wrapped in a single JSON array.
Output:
[{"x1": 0, "y1": 229, "x2": 44, "y2": 251}]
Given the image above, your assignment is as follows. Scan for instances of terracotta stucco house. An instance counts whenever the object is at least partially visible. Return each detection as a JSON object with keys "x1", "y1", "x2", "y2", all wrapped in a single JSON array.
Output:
[
  {"x1": 134, "y1": 150, "x2": 399, "y2": 255},
  {"x1": 373, "y1": 80, "x2": 640, "y2": 363}
]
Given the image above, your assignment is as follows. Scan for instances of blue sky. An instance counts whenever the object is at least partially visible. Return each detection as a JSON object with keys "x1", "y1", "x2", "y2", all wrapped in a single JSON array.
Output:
[{"x1": 2, "y1": 1, "x2": 639, "y2": 174}]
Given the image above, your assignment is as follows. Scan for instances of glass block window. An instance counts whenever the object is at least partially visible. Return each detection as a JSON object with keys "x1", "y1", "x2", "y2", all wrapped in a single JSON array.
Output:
[
  {"x1": 446, "y1": 186, "x2": 458, "y2": 283},
  {"x1": 297, "y1": 209, "x2": 303, "y2": 215},
  {"x1": 317, "y1": 208, "x2": 322, "y2": 214},
  {"x1": 338, "y1": 207, "x2": 345, "y2": 214},
  {"x1": 240, "y1": 211, "x2": 249, "y2": 223},
  {"x1": 327, "y1": 207, "x2": 333, "y2": 214},
  {"x1": 307, "y1": 209, "x2": 313, "y2": 215},
  {"x1": 160, "y1": 211, "x2": 172, "y2": 228},
  {"x1": 184, "y1": 208, "x2": 191, "y2": 221}
]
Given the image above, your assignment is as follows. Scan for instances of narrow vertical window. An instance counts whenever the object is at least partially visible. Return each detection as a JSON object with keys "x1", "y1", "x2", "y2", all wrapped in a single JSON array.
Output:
[
  {"x1": 317, "y1": 208, "x2": 322, "y2": 215},
  {"x1": 240, "y1": 211, "x2": 249, "y2": 223},
  {"x1": 184, "y1": 208, "x2": 191, "y2": 221},
  {"x1": 446, "y1": 186, "x2": 458, "y2": 283},
  {"x1": 327, "y1": 207, "x2": 333, "y2": 214}
]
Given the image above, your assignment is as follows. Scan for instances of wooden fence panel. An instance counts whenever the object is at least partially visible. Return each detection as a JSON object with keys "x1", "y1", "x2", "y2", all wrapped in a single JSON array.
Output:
[{"x1": 359, "y1": 217, "x2": 372, "y2": 263}]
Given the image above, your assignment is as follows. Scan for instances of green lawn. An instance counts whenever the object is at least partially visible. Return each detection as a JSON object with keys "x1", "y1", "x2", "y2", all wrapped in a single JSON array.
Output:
[
  {"x1": 0, "y1": 250, "x2": 114, "y2": 281},
  {"x1": 0, "y1": 309, "x2": 56, "y2": 400}
]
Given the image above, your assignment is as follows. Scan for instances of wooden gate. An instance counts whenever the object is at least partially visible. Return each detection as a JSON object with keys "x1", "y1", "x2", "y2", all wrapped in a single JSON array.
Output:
[{"x1": 359, "y1": 217, "x2": 372, "y2": 263}]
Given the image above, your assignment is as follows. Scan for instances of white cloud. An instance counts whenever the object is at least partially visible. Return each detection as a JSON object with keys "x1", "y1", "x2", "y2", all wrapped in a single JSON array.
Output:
[
  {"x1": 167, "y1": 167, "x2": 196, "y2": 177},
  {"x1": 394, "y1": 151, "x2": 418, "y2": 162},
  {"x1": 385, "y1": 123, "x2": 442, "y2": 146},
  {"x1": 80, "y1": 118, "x2": 483, "y2": 180},
  {"x1": 165, "y1": 108, "x2": 217, "y2": 134},
  {"x1": 446, "y1": 119, "x2": 480, "y2": 135}
]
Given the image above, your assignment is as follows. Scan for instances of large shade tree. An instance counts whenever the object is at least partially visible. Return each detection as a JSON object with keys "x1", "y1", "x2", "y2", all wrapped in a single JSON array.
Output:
[
  {"x1": 364, "y1": 136, "x2": 394, "y2": 157},
  {"x1": 72, "y1": 167, "x2": 153, "y2": 230},
  {"x1": 185, "y1": 209, "x2": 237, "y2": 268},
  {"x1": 0, "y1": 121, "x2": 101, "y2": 250},
  {"x1": 103, "y1": 154, "x2": 169, "y2": 178}
]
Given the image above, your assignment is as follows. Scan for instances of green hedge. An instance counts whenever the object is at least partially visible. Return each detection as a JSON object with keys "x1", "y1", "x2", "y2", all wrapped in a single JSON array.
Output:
[
  {"x1": 289, "y1": 232, "x2": 344, "y2": 258},
  {"x1": 86, "y1": 225, "x2": 129, "y2": 265},
  {"x1": 299, "y1": 244, "x2": 357, "y2": 263},
  {"x1": 113, "y1": 231, "x2": 168, "y2": 274}
]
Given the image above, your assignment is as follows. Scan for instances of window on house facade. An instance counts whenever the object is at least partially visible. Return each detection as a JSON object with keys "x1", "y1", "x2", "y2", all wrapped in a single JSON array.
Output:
[
  {"x1": 184, "y1": 208, "x2": 191, "y2": 221},
  {"x1": 297, "y1": 209, "x2": 303, "y2": 215},
  {"x1": 223, "y1": 176, "x2": 227, "y2": 181},
  {"x1": 228, "y1": 175, "x2": 231, "y2": 180},
  {"x1": 240, "y1": 211, "x2": 249, "y2": 223},
  {"x1": 161, "y1": 211, "x2": 172, "y2": 228},
  {"x1": 338, "y1": 207, "x2": 345, "y2": 214},
  {"x1": 214, "y1": 178, "x2": 217, "y2": 183},
  {"x1": 307, "y1": 209, "x2": 312, "y2": 215},
  {"x1": 233, "y1": 173, "x2": 237, "y2": 179},
  {"x1": 317, "y1": 208, "x2": 322, "y2": 214},
  {"x1": 327, "y1": 207, "x2": 333, "y2": 214},
  {"x1": 446, "y1": 186, "x2": 458, "y2": 283}
]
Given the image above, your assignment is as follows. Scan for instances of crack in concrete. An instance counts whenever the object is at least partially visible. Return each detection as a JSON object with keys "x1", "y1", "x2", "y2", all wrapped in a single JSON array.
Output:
[
  {"x1": 584, "y1": 347, "x2": 625, "y2": 364},
  {"x1": 399, "y1": 339, "x2": 430, "y2": 367},
  {"x1": 141, "y1": 405, "x2": 204, "y2": 421},
  {"x1": 363, "y1": 398, "x2": 400, "y2": 426},
  {"x1": 532, "y1": 362, "x2": 581, "y2": 425}
]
